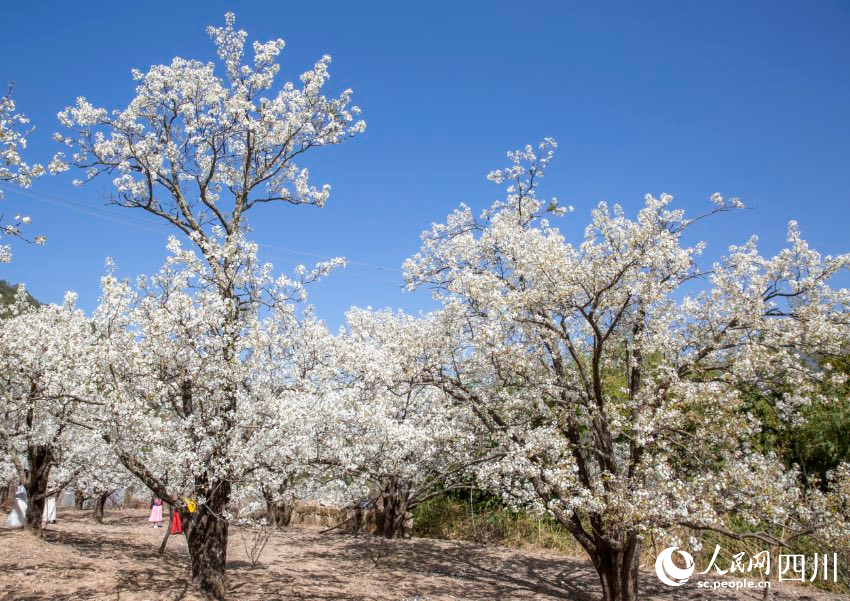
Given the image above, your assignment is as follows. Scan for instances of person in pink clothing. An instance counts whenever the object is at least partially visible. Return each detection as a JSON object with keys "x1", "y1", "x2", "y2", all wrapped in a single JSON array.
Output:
[{"x1": 148, "y1": 496, "x2": 164, "y2": 528}]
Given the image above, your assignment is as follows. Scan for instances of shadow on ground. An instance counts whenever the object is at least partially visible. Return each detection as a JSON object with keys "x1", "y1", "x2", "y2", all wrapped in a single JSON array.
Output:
[{"x1": 0, "y1": 510, "x2": 842, "y2": 601}]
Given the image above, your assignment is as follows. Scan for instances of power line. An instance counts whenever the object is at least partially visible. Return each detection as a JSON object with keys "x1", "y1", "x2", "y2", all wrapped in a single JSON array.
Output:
[
  {"x1": 1, "y1": 183, "x2": 407, "y2": 285},
  {"x1": 4, "y1": 184, "x2": 168, "y2": 234},
  {"x1": 260, "y1": 241, "x2": 403, "y2": 274}
]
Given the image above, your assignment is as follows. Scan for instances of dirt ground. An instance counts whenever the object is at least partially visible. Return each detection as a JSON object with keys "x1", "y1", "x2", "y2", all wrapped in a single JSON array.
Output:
[{"x1": 0, "y1": 509, "x2": 845, "y2": 601}]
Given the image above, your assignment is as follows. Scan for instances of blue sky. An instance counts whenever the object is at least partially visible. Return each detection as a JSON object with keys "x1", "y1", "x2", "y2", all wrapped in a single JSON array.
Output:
[{"x1": 2, "y1": 1, "x2": 848, "y2": 329}]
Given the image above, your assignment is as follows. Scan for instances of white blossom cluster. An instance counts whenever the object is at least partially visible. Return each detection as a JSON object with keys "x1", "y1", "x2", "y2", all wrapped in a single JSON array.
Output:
[
  {"x1": 0, "y1": 288, "x2": 103, "y2": 501},
  {"x1": 1, "y1": 13, "x2": 847, "y2": 597},
  {"x1": 0, "y1": 87, "x2": 44, "y2": 195},
  {"x1": 88, "y1": 233, "x2": 341, "y2": 508},
  {"x1": 0, "y1": 85, "x2": 52, "y2": 261},
  {"x1": 52, "y1": 12, "x2": 365, "y2": 237},
  {"x1": 323, "y1": 308, "x2": 488, "y2": 533},
  {"x1": 402, "y1": 140, "x2": 850, "y2": 568}
]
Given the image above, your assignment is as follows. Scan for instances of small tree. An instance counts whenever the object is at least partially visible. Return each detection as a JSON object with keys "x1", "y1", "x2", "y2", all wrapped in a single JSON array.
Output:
[
  {"x1": 0, "y1": 290, "x2": 96, "y2": 535},
  {"x1": 403, "y1": 140, "x2": 850, "y2": 601},
  {"x1": 332, "y1": 308, "x2": 489, "y2": 538},
  {"x1": 67, "y1": 442, "x2": 137, "y2": 524},
  {"x1": 244, "y1": 315, "x2": 341, "y2": 530}
]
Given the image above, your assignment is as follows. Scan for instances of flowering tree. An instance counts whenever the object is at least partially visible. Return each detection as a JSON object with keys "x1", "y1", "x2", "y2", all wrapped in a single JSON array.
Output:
[
  {"x1": 243, "y1": 314, "x2": 343, "y2": 529},
  {"x1": 403, "y1": 140, "x2": 850, "y2": 601},
  {"x1": 332, "y1": 308, "x2": 488, "y2": 538},
  {"x1": 0, "y1": 289, "x2": 97, "y2": 534},
  {"x1": 93, "y1": 236, "x2": 341, "y2": 597},
  {"x1": 53, "y1": 12, "x2": 364, "y2": 239},
  {"x1": 56, "y1": 12, "x2": 363, "y2": 598},
  {"x1": 65, "y1": 440, "x2": 138, "y2": 523},
  {"x1": 0, "y1": 84, "x2": 51, "y2": 261}
]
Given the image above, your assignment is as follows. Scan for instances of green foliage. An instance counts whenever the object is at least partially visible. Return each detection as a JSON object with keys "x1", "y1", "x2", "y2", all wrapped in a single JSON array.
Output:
[
  {"x1": 742, "y1": 355, "x2": 850, "y2": 486},
  {"x1": 791, "y1": 356, "x2": 850, "y2": 484},
  {"x1": 412, "y1": 491, "x2": 581, "y2": 554},
  {"x1": 0, "y1": 279, "x2": 39, "y2": 310}
]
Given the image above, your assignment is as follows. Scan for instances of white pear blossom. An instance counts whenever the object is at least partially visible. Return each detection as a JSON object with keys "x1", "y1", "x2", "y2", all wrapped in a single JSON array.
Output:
[
  {"x1": 55, "y1": 13, "x2": 364, "y2": 598},
  {"x1": 403, "y1": 140, "x2": 850, "y2": 601},
  {"x1": 327, "y1": 307, "x2": 489, "y2": 538},
  {"x1": 54, "y1": 12, "x2": 365, "y2": 240},
  {"x1": 0, "y1": 84, "x2": 56, "y2": 261},
  {"x1": 0, "y1": 289, "x2": 99, "y2": 533},
  {"x1": 92, "y1": 234, "x2": 341, "y2": 597}
]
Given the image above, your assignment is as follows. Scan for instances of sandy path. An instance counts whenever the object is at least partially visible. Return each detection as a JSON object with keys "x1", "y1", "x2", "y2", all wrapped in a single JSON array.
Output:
[{"x1": 0, "y1": 509, "x2": 843, "y2": 600}]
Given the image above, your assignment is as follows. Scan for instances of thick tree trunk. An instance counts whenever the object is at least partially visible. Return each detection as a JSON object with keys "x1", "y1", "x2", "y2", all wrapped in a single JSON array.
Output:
[
  {"x1": 23, "y1": 444, "x2": 52, "y2": 536},
  {"x1": 594, "y1": 537, "x2": 640, "y2": 601},
  {"x1": 265, "y1": 500, "x2": 293, "y2": 528},
  {"x1": 260, "y1": 483, "x2": 294, "y2": 529},
  {"x1": 74, "y1": 490, "x2": 85, "y2": 510},
  {"x1": 374, "y1": 481, "x2": 412, "y2": 539},
  {"x1": 24, "y1": 491, "x2": 46, "y2": 535},
  {"x1": 0, "y1": 483, "x2": 11, "y2": 509},
  {"x1": 93, "y1": 491, "x2": 110, "y2": 523},
  {"x1": 185, "y1": 480, "x2": 231, "y2": 600}
]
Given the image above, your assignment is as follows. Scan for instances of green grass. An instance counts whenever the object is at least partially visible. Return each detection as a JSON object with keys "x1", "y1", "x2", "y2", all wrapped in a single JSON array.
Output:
[{"x1": 412, "y1": 494, "x2": 581, "y2": 554}]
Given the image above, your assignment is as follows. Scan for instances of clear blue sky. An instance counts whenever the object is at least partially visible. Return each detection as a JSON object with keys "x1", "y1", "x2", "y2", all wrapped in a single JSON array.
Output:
[{"x1": 2, "y1": 1, "x2": 849, "y2": 329}]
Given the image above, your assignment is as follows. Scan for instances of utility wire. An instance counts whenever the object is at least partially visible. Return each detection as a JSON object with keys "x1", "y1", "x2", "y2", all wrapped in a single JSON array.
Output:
[{"x1": 1, "y1": 183, "x2": 406, "y2": 286}]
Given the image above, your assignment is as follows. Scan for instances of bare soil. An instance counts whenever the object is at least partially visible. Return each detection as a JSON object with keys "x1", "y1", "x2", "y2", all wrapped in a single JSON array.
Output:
[{"x1": 0, "y1": 509, "x2": 844, "y2": 600}]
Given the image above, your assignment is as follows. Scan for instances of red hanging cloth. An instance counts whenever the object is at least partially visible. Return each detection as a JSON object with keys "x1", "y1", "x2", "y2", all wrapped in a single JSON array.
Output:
[{"x1": 170, "y1": 509, "x2": 183, "y2": 534}]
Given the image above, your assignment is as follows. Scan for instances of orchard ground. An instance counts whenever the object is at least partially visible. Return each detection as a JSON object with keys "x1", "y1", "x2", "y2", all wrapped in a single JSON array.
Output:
[{"x1": 0, "y1": 509, "x2": 844, "y2": 601}]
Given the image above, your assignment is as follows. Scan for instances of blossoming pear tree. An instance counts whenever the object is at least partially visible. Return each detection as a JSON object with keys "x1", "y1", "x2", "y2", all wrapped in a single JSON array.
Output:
[
  {"x1": 63, "y1": 440, "x2": 139, "y2": 523},
  {"x1": 93, "y1": 235, "x2": 341, "y2": 597},
  {"x1": 403, "y1": 140, "x2": 850, "y2": 601},
  {"x1": 56, "y1": 12, "x2": 363, "y2": 598},
  {"x1": 53, "y1": 12, "x2": 364, "y2": 238},
  {"x1": 231, "y1": 309, "x2": 341, "y2": 530},
  {"x1": 0, "y1": 288, "x2": 98, "y2": 534},
  {"x1": 331, "y1": 307, "x2": 489, "y2": 538}
]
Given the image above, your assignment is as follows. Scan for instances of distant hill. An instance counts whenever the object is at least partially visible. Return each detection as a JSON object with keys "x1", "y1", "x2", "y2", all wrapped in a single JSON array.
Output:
[{"x1": 0, "y1": 280, "x2": 39, "y2": 310}]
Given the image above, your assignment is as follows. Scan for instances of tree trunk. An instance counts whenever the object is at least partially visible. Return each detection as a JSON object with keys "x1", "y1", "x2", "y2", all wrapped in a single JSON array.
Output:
[
  {"x1": 374, "y1": 481, "x2": 412, "y2": 539},
  {"x1": 93, "y1": 491, "x2": 109, "y2": 523},
  {"x1": 159, "y1": 504, "x2": 173, "y2": 555},
  {"x1": 24, "y1": 491, "x2": 46, "y2": 535},
  {"x1": 185, "y1": 480, "x2": 231, "y2": 600},
  {"x1": 0, "y1": 483, "x2": 10, "y2": 509},
  {"x1": 265, "y1": 500, "x2": 293, "y2": 528},
  {"x1": 23, "y1": 444, "x2": 52, "y2": 536},
  {"x1": 594, "y1": 537, "x2": 640, "y2": 601},
  {"x1": 261, "y1": 484, "x2": 293, "y2": 529},
  {"x1": 74, "y1": 490, "x2": 85, "y2": 510}
]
